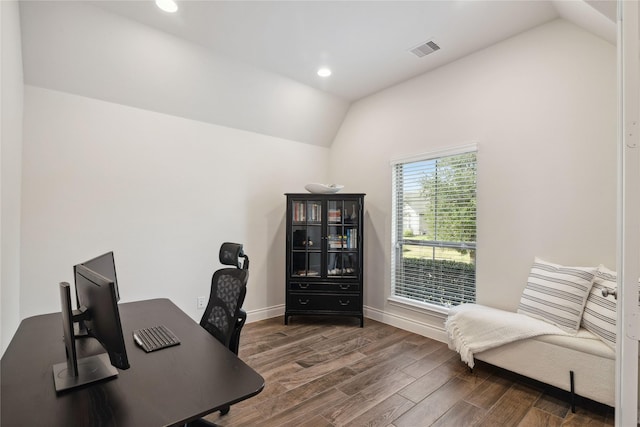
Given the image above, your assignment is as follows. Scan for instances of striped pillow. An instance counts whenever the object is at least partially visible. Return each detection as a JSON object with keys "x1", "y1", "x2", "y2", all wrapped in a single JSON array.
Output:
[
  {"x1": 581, "y1": 265, "x2": 617, "y2": 349},
  {"x1": 517, "y1": 258, "x2": 595, "y2": 333}
]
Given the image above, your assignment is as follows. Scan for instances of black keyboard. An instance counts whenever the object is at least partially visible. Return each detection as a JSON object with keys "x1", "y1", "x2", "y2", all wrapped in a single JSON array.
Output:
[{"x1": 133, "y1": 325, "x2": 180, "y2": 352}]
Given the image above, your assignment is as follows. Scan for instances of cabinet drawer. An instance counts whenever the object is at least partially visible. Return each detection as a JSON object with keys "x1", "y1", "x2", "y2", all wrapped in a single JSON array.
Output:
[
  {"x1": 287, "y1": 293, "x2": 361, "y2": 312},
  {"x1": 289, "y1": 282, "x2": 360, "y2": 292}
]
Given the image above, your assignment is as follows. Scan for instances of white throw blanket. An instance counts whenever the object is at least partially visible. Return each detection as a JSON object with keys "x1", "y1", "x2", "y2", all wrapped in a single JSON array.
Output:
[{"x1": 445, "y1": 304, "x2": 569, "y2": 368}]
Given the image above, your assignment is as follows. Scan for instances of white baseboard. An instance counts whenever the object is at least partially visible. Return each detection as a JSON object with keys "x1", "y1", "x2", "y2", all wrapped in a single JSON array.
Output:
[
  {"x1": 364, "y1": 305, "x2": 448, "y2": 343},
  {"x1": 246, "y1": 304, "x2": 285, "y2": 323},
  {"x1": 244, "y1": 303, "x2": 447, "y2": 343}
]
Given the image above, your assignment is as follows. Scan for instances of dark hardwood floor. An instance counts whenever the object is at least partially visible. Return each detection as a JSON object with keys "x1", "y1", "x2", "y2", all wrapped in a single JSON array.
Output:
[{"x1": 204, "y1": 316, "x2": 615, "y2": 427}]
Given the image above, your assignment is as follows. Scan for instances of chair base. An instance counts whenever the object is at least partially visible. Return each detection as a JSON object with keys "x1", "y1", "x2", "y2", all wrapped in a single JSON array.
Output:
[
  {"x1": 185, "y1": 405, "x2": 230, "y2": 426},
  {"x1": 186, "y1": 419, "x2": 218, "y2": 427}
]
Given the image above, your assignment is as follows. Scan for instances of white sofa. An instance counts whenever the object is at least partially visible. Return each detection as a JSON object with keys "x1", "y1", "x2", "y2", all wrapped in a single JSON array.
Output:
[
  {"x1": 446, "y1": 259, "x2": 639, "y2": 410},
  {"x1": 446, "y1": 301, "x2": 616, "y2": 408},
  {"x1": 448, "y1": 258, "x2": 623, "y2": 408},
  {"x1": 474, "y1": 322, "x2": 615, "y2": 407}
]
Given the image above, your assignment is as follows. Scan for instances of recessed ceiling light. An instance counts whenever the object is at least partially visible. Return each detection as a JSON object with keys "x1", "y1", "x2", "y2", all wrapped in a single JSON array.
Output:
[
  {"x1": 156, "y1": 0, "x2": 178, "y2": 13},
  {"x1": 317, "y1": 68, "x2": 332, "y2": 77}
]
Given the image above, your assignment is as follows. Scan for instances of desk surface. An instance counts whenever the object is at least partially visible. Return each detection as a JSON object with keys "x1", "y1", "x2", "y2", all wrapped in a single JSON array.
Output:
[{"x1": 1, "y1": 298, "x2": 264, "y2": 427}]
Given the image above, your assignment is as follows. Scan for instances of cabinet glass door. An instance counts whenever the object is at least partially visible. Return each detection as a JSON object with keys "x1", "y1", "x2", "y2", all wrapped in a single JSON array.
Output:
[
  {"x1": 326, "y1": 199, "x2": 360, "y2": 278},
  {"x1": 290, "y1": 200, "x2": 322, "y2": 277}
]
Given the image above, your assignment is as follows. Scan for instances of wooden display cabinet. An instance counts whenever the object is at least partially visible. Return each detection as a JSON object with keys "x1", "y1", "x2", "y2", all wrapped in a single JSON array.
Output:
[{"x1": 284, "y1": 193, "x2": 365, "y2": 327}]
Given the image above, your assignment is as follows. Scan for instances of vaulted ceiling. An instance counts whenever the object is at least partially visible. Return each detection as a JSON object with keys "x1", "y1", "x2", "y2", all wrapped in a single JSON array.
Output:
[{"x1": 19, "y1": 1, "x2": 616, "y2": 147}]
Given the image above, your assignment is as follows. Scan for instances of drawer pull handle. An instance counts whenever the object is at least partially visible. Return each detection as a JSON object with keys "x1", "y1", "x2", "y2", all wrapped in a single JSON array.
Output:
[
  {"x1": 339, "y1": 299, "x2": 351, "y2": 306},
  {"x1": 339, "y1": 284, "x2": 350, "y2": 290},
  {"x1": 298, "y1": 299, "x2": 310, "y2": 305},
  {"x1": 299, "y1": 283, "x2": 309, "y2": 289}
]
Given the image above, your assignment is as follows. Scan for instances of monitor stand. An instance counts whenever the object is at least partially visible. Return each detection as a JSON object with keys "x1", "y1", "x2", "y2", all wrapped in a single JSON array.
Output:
[
  {"x1": 53, "y1": 283, "x2": 118, "y2": 393},
  {"x1": 53, "y1": 353, "x2": 118, "y2": 392},
  {"x1": 74, "y1": 321, "x2": 89, "y2": 337}
]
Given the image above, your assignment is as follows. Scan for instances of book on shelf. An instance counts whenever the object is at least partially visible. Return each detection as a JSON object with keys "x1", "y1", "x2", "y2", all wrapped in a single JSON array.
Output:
[
  {"x1": 293, "y1": 202, "x2": 322, "y2": 222},
  {"x1": 327, "y1": 229, "x2": 358, "y2": 249},
  {"x1": 309, "y1": 203, "x2": 321, "y2": 222},
  {"x1": 329, "y1": 240, "x2": 343, "y2": 249},
  {"x1": 344, "y1": 229, "x2": 357, "y2": 249},
  {"x1": 294, "y1": 270, "x2": 319, "y2": 276},
  {"x1": 328, "y1": 209, "x2": 341, "y2": 223},
  {"x1": 293, "y1": 201, "x2": 305, "y2": 222}
]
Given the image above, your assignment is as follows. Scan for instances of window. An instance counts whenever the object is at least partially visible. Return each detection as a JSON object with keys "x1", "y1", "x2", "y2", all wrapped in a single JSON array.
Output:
[{"x1": 391, "y1": 145, "x2": 477, "y2": 309}]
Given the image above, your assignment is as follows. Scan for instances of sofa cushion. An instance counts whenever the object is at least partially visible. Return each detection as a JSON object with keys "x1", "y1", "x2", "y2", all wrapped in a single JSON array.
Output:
[
  {"x1": 517, "y1": 257, "x2": 595, "y2": 333},
  {"x1": 534, "y1": 328, "x2": 615, "y2": 359},
  {"x1": 581, "y1": 265, "x2": 617, "y2": 349}
]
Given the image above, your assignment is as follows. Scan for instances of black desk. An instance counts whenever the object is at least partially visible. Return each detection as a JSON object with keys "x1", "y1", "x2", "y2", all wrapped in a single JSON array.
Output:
[{"x1": 1, "y1": 298, "x2": 264, "y2": 426}]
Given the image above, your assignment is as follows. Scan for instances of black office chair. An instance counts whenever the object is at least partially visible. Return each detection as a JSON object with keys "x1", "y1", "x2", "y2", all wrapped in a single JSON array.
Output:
[
  {"x1": 200, "y1": 242, "x2": 249, "y2": 355},
  {"x1": 189, "y1": 243, "x2": 249, "y2": 426}
]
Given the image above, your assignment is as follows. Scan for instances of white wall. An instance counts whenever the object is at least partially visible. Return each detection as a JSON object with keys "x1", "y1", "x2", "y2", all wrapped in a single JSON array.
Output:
[
  {"x1": 13, "y1": 15, "x2": 619, "y2": 347},
  {"x1": 20, "y1": 86, "x2": 328, "y2": 322},
  {"x1": 329, "y1": 19, "x2": 617, "y2": 339},
  {"x1": 1, "y1": 0, "x2": 24, "y2": 355}
]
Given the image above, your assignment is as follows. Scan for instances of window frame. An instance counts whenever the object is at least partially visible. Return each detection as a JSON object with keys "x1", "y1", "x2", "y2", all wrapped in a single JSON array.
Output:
[{"x1": 389, "y1": 143, "x2": 478, "y2": 313}]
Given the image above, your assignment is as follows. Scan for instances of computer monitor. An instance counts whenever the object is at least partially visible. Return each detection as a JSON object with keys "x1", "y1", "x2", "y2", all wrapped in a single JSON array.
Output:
[
  {"x1": 52, "y1": 265, "x2": 130, "y2": 392},
  {"x1": 73, "y1": 251, "x2": 119, "y2": 336},
  {"x1": 76, "y1": 251, "x2": 119, "y2": 301}
]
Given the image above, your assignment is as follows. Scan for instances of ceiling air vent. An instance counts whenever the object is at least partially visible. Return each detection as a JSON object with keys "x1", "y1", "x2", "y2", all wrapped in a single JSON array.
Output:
[{"x1": 410, "y1": 40, "x2": 440, "y2": 58}]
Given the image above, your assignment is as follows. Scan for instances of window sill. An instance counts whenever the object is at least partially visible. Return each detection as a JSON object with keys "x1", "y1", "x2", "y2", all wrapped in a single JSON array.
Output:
[{"x1": 387, "y1": 296, "x2": 450, "y2": 318}]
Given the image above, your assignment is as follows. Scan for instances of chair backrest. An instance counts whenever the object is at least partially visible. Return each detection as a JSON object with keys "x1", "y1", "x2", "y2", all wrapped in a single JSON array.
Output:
[{"x1": 199, "y1": 243, "x2": 249, "y2": 348}]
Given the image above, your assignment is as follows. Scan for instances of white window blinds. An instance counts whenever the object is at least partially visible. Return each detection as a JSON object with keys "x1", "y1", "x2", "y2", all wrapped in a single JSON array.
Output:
[{"x1": 391, "y1": 147, "x2": 477, "y2": 308}]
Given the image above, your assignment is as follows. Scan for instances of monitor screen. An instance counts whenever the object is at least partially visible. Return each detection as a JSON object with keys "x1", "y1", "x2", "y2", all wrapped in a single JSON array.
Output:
[{"x1": 75, "y1": 264, "x2": 129, "y2": 370}]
